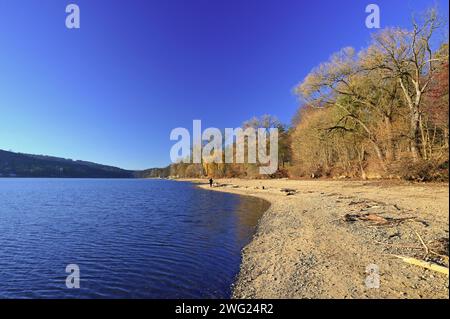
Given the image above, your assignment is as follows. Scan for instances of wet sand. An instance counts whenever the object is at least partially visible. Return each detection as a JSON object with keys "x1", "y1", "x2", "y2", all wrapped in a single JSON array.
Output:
[{"x1": 182, "y1": 178, "x2": 449, "y2": 299}]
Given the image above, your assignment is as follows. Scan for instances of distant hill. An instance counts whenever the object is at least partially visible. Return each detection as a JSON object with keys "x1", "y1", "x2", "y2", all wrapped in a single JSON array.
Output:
[
  {"x1": 134, "y1": 166, "x2": 171, "y2": 178},
  {"x1": 0, "y1": 149, "x2": 135, "y2": 178}
]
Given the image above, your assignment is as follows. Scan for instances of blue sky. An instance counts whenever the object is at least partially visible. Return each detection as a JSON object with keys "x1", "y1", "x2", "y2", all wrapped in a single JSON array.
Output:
[{"x1": 0, "y1": 0, "x2": 448, "y2": 169}]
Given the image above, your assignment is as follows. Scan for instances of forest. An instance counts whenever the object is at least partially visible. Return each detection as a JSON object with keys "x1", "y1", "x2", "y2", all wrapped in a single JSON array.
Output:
[{"x1": 167, "y1": 9, "x2": 449, "y2": 182}]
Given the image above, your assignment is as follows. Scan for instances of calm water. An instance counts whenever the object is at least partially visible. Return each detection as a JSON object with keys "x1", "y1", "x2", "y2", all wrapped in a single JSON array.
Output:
[{"x1": 0, "y1": 179, "x2": 269, "y2": 299}]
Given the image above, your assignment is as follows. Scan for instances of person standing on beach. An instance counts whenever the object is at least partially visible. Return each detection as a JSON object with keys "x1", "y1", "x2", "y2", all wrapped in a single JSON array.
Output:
[{"x1": 209, "y1": 178, "x2": 213, "y2": 187}]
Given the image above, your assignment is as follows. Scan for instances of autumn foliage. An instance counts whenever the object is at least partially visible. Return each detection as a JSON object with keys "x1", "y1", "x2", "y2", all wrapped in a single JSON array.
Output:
[
  {"x1": 290, "y1": 9, "x2": 448, "y2": 181},
  {"x1": 166, "y1": 8, "x2": 448, "y2": 181}
]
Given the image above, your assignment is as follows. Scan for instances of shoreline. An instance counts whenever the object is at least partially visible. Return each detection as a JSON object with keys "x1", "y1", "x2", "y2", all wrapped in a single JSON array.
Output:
[{"x1": 181, "y1": 178, "x2": 449, "y2": 299}]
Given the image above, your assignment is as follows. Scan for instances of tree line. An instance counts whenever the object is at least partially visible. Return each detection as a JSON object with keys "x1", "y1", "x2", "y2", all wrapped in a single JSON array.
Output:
[{"x1": 163, "y1": 9, "x2": 449, "y2": 181}]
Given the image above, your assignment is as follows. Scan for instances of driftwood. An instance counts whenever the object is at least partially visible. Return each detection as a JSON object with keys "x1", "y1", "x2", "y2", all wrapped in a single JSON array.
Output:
[
  {"x1": 413, "y1": 229, "x2": 429, "y2": 257},
  {"x1": 344, "y1": 213, "x2": 417, "y2": 227},
  {"x1": 428, "y1": 238, "x2": 449, "y2": 260},
  {"x1": 391, "y1": 255, "x2": 449, "y2": 276},
  {"x1": 280, "y1": 188, "x2": 297, "y2": 193},
  {"x1": 280, "y1": 188, "x2": 298, "y2": 196},
  {"x1": 346, "y1": 209, "x2": 449, "y2": 275}
]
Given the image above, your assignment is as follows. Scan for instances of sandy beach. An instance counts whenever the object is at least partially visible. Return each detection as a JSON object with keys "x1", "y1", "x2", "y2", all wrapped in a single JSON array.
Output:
[{"x1": 182, "y1": 178, "x2": 449, "y2": 299}]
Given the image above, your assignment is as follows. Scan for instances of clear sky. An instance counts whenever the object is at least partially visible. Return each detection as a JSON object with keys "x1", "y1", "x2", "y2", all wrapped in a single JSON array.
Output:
[{"x1": 0, "y1": 0, "x2": 448, "y2": 169}]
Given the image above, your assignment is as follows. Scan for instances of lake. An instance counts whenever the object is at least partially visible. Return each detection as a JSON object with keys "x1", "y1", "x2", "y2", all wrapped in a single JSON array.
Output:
[{"x1": 0, "y1": 178, "x2": 269, "y2": 298}]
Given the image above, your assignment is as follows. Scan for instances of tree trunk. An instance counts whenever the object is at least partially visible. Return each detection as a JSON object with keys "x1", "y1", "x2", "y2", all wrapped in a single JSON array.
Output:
[
  {"x1": 358, "y1": 145, "x2": 367, "y2": 180},
  {"x1": 398, "y1": 78, "x2": 422, "y2": 162},
  {"x1": 369, "y1": 139, "x2": 387, "y2": 173},
  {"x1": 384, "y1": 116, "x2": 395, "y2": 161},
  {"x1": 444, "y1": 128, "x2": 449, "y2": 149},
  {"x1": 419, "y1": 113, "x2": 429, "y2": 160},
  {"x1": 410, "y1": 109, "x2": 421, "y2": 162}
]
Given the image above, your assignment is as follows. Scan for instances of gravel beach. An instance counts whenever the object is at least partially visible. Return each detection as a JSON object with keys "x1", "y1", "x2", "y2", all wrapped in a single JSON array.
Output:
[{"x1": 184, "y1": 178, "x2": 449, "y2": 299}]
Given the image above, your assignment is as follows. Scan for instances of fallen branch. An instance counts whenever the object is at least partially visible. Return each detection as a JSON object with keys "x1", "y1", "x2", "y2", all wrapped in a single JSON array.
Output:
[
  {"x1": 344, "y1": 213, "x2": 417, "y2": 227},
  {"x1": 391, "y1": 255, "x2": 449, "y2": 276},
  {"x1": 280, "y1": 188, "x2": 298, "y2": 196},
  {"x1": 280, "y1": 188, "x2": 297, "y2": 193},
  {"x1": 430, "y1": 250, "x2": 449, "y2": 261},
  {"x1": 373, "y1": 241, "x2": 423, "y2": 249},
  {"x1": 413, "y1": 229, "x2": 429, "y2": 257}
]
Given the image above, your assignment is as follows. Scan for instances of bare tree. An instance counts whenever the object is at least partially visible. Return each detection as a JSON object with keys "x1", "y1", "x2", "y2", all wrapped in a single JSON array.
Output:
[{"x1": 361, "y1": 8, "x2": 447, "y2": 161}]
